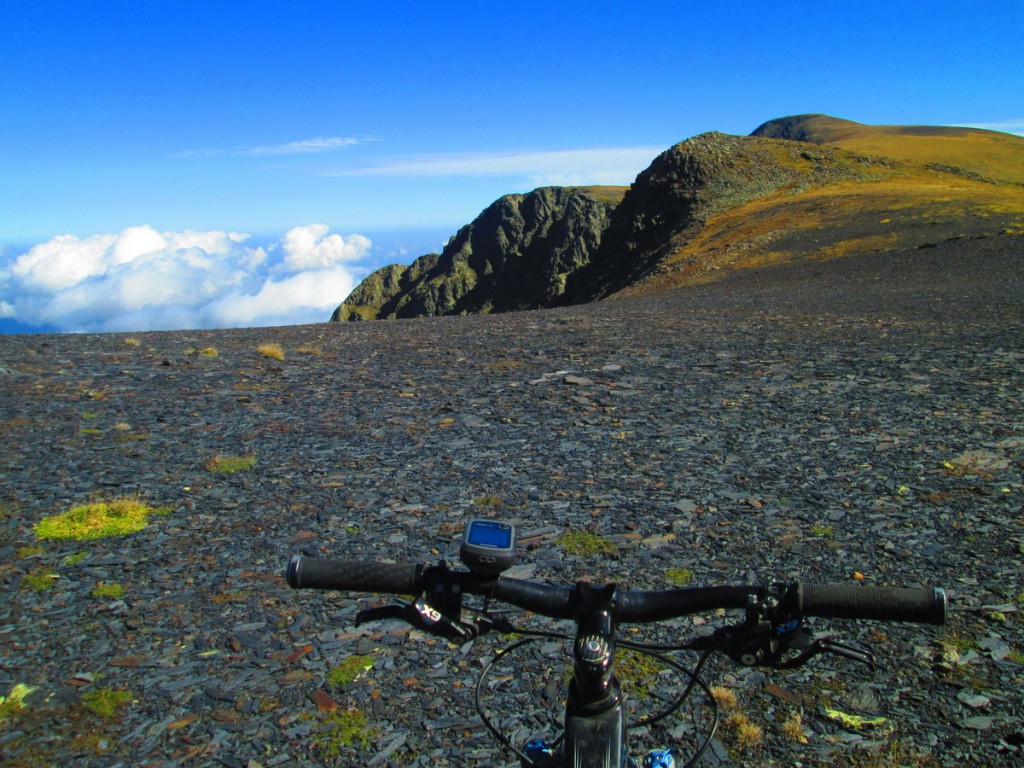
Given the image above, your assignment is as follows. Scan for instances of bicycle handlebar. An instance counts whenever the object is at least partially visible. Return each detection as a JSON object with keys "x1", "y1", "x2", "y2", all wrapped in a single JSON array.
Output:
[
  {"x1": 287, "y1": 557, "x2": 422, "y2": 594},
  {"x1": 285, "y1": 556, "x2": 946, "y2": 625}
]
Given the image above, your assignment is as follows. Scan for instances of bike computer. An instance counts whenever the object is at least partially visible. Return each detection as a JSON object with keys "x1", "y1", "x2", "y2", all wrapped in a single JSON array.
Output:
[{"x1": 460, "y1": 519, "x2": 516, "y2": 576}]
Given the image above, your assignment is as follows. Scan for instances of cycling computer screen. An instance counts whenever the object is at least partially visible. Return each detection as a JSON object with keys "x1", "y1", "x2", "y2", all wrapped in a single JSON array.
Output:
[{"x1": 460, "y1": 520, "x2": 516, "y2": 575}]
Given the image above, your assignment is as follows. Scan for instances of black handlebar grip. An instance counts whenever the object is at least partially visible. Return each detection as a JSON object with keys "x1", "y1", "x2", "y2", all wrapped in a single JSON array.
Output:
[
  {"x1": 619, "y1": 586, "x2": 755, "y2": 623},
  {"x1": 800, "y1": 584, "x2": 947, "y2": 625},
  {"x1": 286, "y1": 556, "x2": 422, "y2": 595}
]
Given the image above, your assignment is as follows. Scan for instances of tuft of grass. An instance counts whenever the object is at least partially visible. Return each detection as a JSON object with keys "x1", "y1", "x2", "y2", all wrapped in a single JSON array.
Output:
[
  {"x1": 123, "y1": 337, "x2": 141, "y2": 347},
  {"x1": 91, "y1": 582, "x2": 125, "y2": 599},
  {"x1": 81, "y1": 688, "x2": 132, "y2": 719},
  {"x1": 665, "y1": 567, "x2": 694, "y2": 585},
  {"x1": 729, "y1": 714, "x2": 763, "y2": 749},
  {"x1": 257, "y1": 343, "x2": 285, "y2": 361},
  {"x1": 296, "y1": 345, "x2": 323, "y2": 356},
  {"x1": 710, "y1": 686, "x2": 763, "y2": 752},
  {"x1": 63, "y1": 551, "x2": 88, "y2": 566},
  {"x1": 780, "y1": 711, "x2": 808, "y2": 744},
  {"x1": 16, "y1": 545, "x2": 44, "y2": 558},
  {"x1": 204, "y1": 454, "x2": 257, "y2": 473},
  {"x1": 35, "y1": 497, "x2": 158, "y2": 541},
  {"x1": 198, "y1": 347, "x2": 218, "y2": 358},
  {"x1": 326, "y1": 653, "x2": 376, "y2": 689},
  {"x1": 558, "y1": 531, "x2": 617, "y2": 557},
  {"x1": 709, "y1": 685, "x2": 739, "y2": 710},
  {"x1": 809, "y1": 523, "x2": 835, "y2": 538}
]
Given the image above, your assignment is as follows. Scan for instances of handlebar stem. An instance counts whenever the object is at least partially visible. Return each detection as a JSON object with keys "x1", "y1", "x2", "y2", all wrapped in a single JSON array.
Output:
[{"x1": 568, "y1": 582, "x2": 620, "y2": 711}]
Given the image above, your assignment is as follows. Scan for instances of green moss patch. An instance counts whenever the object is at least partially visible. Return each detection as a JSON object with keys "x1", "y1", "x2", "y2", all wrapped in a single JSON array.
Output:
[
  {"x1": 616, "y1": 648, "x2": 667, "y2": 699},
  {"x1": 326, "y1": 653, "x2": 376, "y2": 689},
  {"x1": 81, "y1": 688, "x2": 132, "y2": 719},
  {"x1": 313, "y1": 708, "x2": 375, "y2": 758},
  {"x1": 22, "y1": 569, "x2": 59, "y2": 591},
  {"x1": 0, "y1": 684, "x2": 36, "y2": 727},
  {"x1": 91, "y1": 583, "x2": 125, "y2": 599},
  {"x1": 558, "y1": 531, "x2": 617, "y2": 557},
  {"x1": 204, "y1": 454, "x2": 257, "y2": 473},
  {"x1": 35, "y1": 498, "x2": 159, "y2": 541},
  {"x1": 665, "y1": 568, "x2": 694, "y2": 585}
]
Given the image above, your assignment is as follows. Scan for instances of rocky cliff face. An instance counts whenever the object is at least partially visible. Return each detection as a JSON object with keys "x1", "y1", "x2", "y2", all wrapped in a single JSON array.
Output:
[{"x1": 332, "y1": 186, "x2": 619, "y2": 321}]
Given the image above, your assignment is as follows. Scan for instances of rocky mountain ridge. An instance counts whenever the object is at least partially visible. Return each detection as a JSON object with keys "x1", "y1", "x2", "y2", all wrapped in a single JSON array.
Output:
[
  {"x1": 332, "y1": 115, "x2": 1024, "y2": 321},
  {"x1": 332, "y1": 186, "x2": 623, "y2": 321}
]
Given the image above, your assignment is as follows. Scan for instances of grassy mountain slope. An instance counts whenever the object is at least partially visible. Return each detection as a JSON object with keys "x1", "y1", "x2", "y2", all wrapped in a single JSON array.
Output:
[
  {"x1": 753, "y1": 114, "x2": 1024, "y2": 184},
  {"x1": 615, "y1": 117, "x2": 1024, "y2": 295}
]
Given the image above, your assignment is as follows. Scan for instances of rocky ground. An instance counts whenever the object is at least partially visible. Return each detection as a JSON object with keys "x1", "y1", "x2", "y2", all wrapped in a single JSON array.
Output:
[{"x1": 1, "y1": 237, "x2": 1022, "y2": 767}]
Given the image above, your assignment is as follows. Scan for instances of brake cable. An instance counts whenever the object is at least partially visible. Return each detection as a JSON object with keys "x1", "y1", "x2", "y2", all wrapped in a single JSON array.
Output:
[{"x1": 474, "y1": 626, "x2": 721, "y2": 768}]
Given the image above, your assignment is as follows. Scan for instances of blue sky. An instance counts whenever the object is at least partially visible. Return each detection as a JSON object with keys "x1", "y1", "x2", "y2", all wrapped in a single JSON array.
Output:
[{"x1": 2, "y1": 1, "x2": 1022, "y2": 332}]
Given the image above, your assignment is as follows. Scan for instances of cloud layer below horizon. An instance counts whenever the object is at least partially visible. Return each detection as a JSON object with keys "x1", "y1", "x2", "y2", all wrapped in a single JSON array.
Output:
[{"x1": 0, "y1": 224, "x2": 371, "y2": 333}]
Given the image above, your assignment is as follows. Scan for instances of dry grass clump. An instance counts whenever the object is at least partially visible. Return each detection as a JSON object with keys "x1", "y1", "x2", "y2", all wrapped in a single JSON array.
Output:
[
  {"x1": 257, "y1": 343, "x2": 285, "y2": 360},
  {"x1": 780, "y1": 710, "x2": 808, "y2": 743},
  {"x1": 710, "y1": 685, "x2": 763, "y2": 751},
  {"x1": 709, "y1": 685, "x2": 738, "y2": 709}
]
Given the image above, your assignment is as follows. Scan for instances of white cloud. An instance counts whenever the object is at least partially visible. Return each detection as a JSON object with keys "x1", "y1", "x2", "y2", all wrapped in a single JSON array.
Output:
[
  {"x1": 248, "y1": 137, "x2": 365, "y2": 155},
  {"x1": 283, "y1": 224, "x2": 372, "y2": 270},
  {"x1": 0, "y1": 224, "x2": 372, "y2": 333},
  {"x1": 176, "y1": 136, "x2": 374, "y2": 158},
  {"x1": 328, "y1": 146, "x2": 663, "y2": 185},
  {"x1": 209, "y1": 267, "x2": 355, "y2": 327}
]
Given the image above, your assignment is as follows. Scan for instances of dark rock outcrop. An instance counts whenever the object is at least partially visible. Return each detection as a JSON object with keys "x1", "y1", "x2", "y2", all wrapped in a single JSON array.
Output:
[{"x1": 332, "y1": 186, "x2": 620, "y2": 321}]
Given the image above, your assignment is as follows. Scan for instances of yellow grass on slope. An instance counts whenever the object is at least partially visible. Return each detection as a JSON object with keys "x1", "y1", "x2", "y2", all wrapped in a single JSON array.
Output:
[
  {"x1": 622, "y1": 170, "x2": 1024, "y2": 293},
  {"x1": 828, "y1": 128, "x2": 1024, "y2": 186}
]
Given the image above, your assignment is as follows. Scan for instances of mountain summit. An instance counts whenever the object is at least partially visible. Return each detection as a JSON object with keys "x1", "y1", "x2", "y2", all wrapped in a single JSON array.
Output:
[{"x1": 332, "y1": 115, "x2": 1024, "y2": 322}]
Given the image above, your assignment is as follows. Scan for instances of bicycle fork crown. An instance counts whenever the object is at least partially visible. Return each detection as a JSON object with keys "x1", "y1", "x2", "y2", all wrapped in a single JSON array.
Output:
[
  {"x1": 641, "y1": 748, "x2": 677, "y2": 768},
  {"x1": 524, "y1": 739, "x2": 555, "y2": 763}
]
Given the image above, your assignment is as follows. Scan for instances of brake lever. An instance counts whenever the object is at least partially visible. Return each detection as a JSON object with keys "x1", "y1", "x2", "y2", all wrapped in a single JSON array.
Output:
[
  {"x1": 775, "y1": 637, "x2": 874, "y2": 669},
  {"x1": 683, "y1": 624, "x2": 874, "y2": 670},
  {"x1": 356, "y1": 597, "x2": 514, "y2": 643}
]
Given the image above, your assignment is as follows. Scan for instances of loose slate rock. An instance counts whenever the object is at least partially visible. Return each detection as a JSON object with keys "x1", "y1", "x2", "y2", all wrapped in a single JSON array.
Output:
[{"x1": 1, "y1": 247, "x2": 1023, "y2": 766}]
